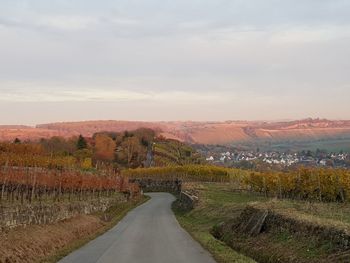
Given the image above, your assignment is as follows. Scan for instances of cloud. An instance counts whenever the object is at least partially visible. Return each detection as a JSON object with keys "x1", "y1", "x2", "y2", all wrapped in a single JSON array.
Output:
[
  {"x1": 36, "y1": 15, "x2": 98, "y2": 31},
  {"x1": 0, "y1": 14, "x2": 99, "y2": 32},
  {"x1": 268, "y1": 25, "x2": 350, "y2": 44},
  {"x1": 0, "y1": 80, "x2": 236, "y2": 103},
  {"x1": 0, "y1": 81, "x2": 151, "y2": 102},
  {"x1": 0, "y1": 0, "x2": 349, "y2": 123}
]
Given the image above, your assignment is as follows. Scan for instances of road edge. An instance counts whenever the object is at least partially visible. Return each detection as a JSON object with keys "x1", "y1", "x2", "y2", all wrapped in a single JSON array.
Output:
[{"x1": 43, "y1": 196, "x2": 151, "y2": 263}]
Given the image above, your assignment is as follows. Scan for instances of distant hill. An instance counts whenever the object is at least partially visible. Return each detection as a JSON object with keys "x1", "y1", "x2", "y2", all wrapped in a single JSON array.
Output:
[{"x1": 1, "y1": 119, "x2": 350, "y2": 150}]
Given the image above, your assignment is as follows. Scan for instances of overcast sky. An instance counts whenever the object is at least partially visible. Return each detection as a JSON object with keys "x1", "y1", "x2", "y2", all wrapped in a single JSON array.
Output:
[{"x1": 0, "y1": 0, "x2": 349, "y2": 125}]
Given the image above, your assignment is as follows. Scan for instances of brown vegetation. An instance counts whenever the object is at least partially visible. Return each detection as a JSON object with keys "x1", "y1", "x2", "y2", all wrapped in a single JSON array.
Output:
[
  {"x1": 0, "y1": 214, "x2": 104, "y2": 263},
  {"x1": 0, "y1": 167, "x2": 133, "y2": 204},
  {"x1": 0, "y1": 197, "x2": 146, "y2": 263}
]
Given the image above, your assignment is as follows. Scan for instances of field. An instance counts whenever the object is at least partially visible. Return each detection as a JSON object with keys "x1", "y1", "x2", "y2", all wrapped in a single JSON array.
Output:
[{"x1": 254, "y1": 137, "x2": 350, "y2": 152}]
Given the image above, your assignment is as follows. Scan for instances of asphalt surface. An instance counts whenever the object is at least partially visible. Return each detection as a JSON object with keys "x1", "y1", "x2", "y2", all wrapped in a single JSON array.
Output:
[{"x1": 59, "y1": 193, "x2": 217, "y2": 263}]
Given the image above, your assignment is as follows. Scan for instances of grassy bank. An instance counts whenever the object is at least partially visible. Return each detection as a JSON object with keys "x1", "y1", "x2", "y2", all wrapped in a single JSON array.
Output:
[
  {"x1": 173, "y1": 184, "x2": 260, "y2": 263},
  {"x1": 173, "y1": 183, "x2": 350, "y2": 263}
]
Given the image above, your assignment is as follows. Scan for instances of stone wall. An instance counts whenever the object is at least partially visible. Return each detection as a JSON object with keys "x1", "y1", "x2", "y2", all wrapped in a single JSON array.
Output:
[
  {"x1": 177, "y1": 191, "x2": 198, "y2": 210},
  {"x1": 129, "y1": 179, "x2": 182, "y2": 193},
  {"x1": 212, "y1": 205, "x2": 350, "y2": 251},
  {"x1": 0, "y1": 196, "x2": 126, "y2": 231}
]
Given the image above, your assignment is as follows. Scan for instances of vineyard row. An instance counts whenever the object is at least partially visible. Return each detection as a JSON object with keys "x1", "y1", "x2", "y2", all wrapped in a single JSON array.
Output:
[
  {"x1": 0, "y1": 167, "x2": 138, "y2": 204},
  {"x1": 122, "y1": 165, "x2": 350, "y2": 202}
]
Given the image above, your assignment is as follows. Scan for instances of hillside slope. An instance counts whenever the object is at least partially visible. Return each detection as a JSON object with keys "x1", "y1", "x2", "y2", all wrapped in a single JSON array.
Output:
[{"x1": 1, "y1": 119, "x2": 350, "y2": 146}]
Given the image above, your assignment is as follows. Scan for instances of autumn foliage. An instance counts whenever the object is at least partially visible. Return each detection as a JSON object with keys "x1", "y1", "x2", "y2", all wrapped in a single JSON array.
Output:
[
  {"x1": 0, "y1": 166, "x2": 141, "y2": 204},
  {"x1": 122, "y1": 165, "x2": 231, "y2": 182},
  {"x1": 0, "y1": 142, "x2": 80, "y2": 169},
  {"x1": 123, "y1": 165, "x2": 350, "y2": 202},
  {"x1": 2, "y1": 137, "x2": 350, "y2": 204},
  {"x1": 244, "y1": 168, "x2": 350, "y2": 202}
]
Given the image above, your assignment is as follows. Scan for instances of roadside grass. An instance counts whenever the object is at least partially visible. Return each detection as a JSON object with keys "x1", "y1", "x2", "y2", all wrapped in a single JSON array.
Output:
[
  {"x1": 173, "y1": 183, "x2": 264, "y2": 263},
  {"x1": 174, "y1": 206, "x2": 255, "y2": 263},
  {"x1": 272, "y1": 229, "x2": 334, "y2": 259},
  {"x1": 42, "y1": 196, "x2": 150, "y2": 263},
  {"x1": 173, "y1": 183, "x2": 350, "y2": 263}
]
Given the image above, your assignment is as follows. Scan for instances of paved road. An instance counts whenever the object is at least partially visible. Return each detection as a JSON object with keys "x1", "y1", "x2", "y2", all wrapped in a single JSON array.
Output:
[{"x1": 59, "y1": 193, "x2": 217, "y2": 263}]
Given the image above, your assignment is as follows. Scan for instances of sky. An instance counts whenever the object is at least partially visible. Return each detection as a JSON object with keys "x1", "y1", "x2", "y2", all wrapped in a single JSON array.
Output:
[{"x1": 0, "y1": 0, "x2": 349, "y2": 125}]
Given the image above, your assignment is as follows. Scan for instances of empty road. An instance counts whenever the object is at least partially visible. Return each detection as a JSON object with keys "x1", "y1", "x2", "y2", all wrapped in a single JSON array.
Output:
[{"x1": 59, "y1": 193, "x2": 216, "y2": 263}]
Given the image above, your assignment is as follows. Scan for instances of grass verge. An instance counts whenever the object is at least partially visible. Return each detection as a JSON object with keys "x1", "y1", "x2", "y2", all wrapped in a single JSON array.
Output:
[
  {"x1": 173, "y1": 184, "x2": 260, "y2": 263},
  {"x1": 174, "y1": 183, "x2": 350, "y2": 263}
]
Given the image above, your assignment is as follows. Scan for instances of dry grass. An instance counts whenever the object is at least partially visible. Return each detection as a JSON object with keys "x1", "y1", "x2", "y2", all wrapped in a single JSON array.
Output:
[
  {"x1": 0, "y1": 196, "x2": 148, "y2": 263},
  {"x1": 252, "y1": 198, "x2": 350, "y2": 232}
]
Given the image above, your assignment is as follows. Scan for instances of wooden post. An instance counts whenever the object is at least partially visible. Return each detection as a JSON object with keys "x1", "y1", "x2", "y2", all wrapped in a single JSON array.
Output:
[{"x1": 317, "y1": 172, "x2": 322, "y2": 202}]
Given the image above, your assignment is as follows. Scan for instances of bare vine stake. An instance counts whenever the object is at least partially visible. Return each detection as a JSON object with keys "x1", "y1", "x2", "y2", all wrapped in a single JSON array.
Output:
[
  {"x1": 31, "y1": 167, "x2": 37, "y2": 202},
  {"x1": 263, "y1": 177, "x2": 267, "y2": 197},
  {"x1": 298, "y1": 171, "x2": 301, "y2": 200},
  {"x1": 317, "y1": 172, "x2": 322, "y2": 202},
  {"x1": 278, "y1": 176, "x2": 282, "y2": 199},
  {"x1": 1, "y1": 160, "x2": 9, "y2": 202}
]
